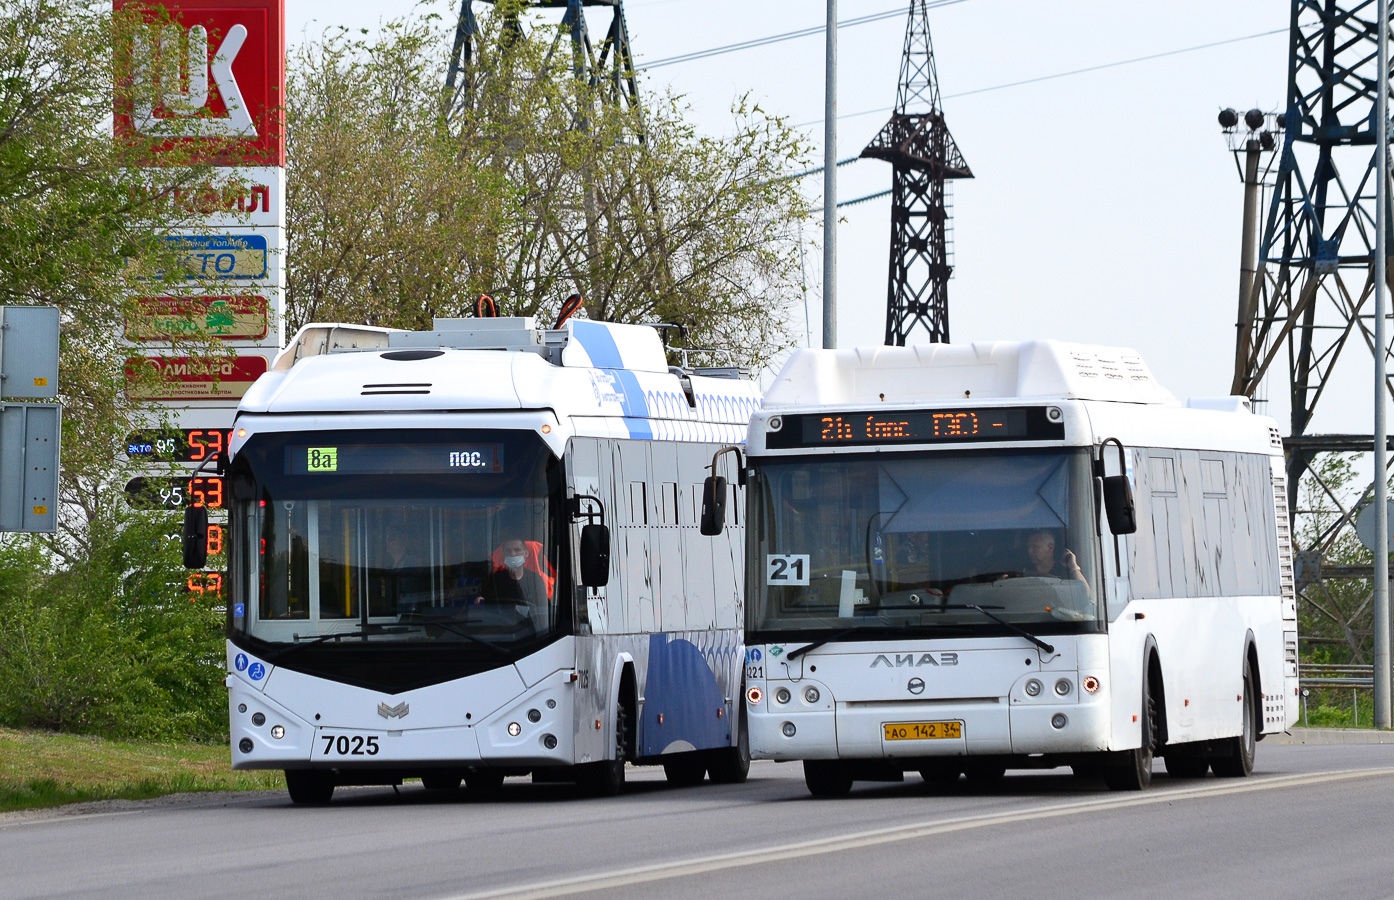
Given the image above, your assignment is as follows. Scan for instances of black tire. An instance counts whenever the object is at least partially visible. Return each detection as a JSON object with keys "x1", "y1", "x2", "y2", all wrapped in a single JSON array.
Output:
[
  {"x1": 663, "y1": 756, "x2": 708, "y2": 786},
  {"x1": 707, "y1": 703, "x2": 751, "y2": 785},
  {"x1": 421, "y1": 773, "x2": 462, "y2": 791},
  {"x1": 1105, "y1": 671, "x2": 1157, "y2": 792},
  {"x1": 803, "y1": 760, "x2": 853, "y2": 797},
  {"x1": 578, "y1": 701, "x2": 628, "y2": 797},
  {"x1": 284, "y1": 769, "x2": 334, "y2": 805},
  {"x1": 1164, "y1": 753, "x2": 1210, "y2": 778},
  {"x1": 962, "y1": 760, "x2": 1006, "y2": 784},
  {"x1": 1211, "y1": 661, "x2": 1257, "y2": 778},
  {"x1": 464, "y1": 769, "x2": 506, "y2": 792}
]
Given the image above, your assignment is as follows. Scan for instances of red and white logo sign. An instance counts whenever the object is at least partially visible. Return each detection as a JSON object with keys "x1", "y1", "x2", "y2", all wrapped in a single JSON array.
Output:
[{"x1": 115, "y1": 0, "x2": 284, "y2": 166}]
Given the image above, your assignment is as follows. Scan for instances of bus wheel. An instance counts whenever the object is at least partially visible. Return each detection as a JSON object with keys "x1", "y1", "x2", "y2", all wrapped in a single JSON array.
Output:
[
  {"x1": 707, "y1": 703, "x2": 751, "y2": 784},
  {"x1": 1104, "y1": 674, "x2": 1157, "y2": 791},
  {"x1": 464, "y1": 769, "x2": 505, "y2": 792},
  {"x1": 579, "y1": 702, "x2": 628, "y2": 797},
  {"x1": 1211, "y1": 661, "x2": 1256, "y2": 778},
  {"x1": 803, "y1": 760, "x2": 853, "y2": 797},
  {"x1": 421, "y1": 773, "x2": 462, "y2": 791},
  {"x1": 663, "y1": 756, "x2": 707, "y2": 786},
  {"x1": 284, "y1": 770, "x2": 334, "y2": 805}
]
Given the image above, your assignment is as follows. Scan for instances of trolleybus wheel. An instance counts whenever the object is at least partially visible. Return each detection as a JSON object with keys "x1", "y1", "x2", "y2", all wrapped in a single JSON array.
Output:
[
  {"x1": 707, "y1": 702, "x2": 751, "y2": 784},
  {"x1": 1104, "y1": 670, "x2": 1157, "y2": 791},
  {"x1": 1211, "y1": 660, "x2": 1256, "y2": 778},
  {"x1": 284, "y1": 769, "x2": 335, "y2": 805},
  {"x1": 803, "y1": 760, "x2": 853, "y2": 797},
  {"x1": 663, "y1": 756, "x2": 707, "y2": 786},
  {"x1": 578, "y1": 701, "x2": 628, "y2": 797}
]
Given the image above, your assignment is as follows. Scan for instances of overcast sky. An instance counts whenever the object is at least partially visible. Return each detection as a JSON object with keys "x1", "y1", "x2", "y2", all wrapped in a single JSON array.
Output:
[{"x1": 285, "y1": 1, "x2": 1385, "y2": 437}]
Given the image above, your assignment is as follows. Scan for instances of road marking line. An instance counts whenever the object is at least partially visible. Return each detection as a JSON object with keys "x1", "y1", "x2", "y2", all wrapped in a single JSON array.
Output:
[{"x1": 439, "y1": 768, "x2": 1394, "y2": 900}]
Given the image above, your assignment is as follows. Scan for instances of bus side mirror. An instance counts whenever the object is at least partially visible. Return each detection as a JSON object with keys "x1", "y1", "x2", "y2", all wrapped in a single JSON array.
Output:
[
  {"x1": 1102, "y1": 475, "x2": 1137, "y2": 535},
  {"x1": 182, "y1": 506, "x2": 209, "y2": 569},
  {"x1": 580, "y1": 523, "x2": 610, "y2": 587},
  {"x1": 700, "y1": 475, "x2": 728, "y2": 536}
]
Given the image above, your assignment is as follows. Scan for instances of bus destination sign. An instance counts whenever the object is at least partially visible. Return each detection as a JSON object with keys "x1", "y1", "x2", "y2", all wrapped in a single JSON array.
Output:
[
  {"x1": 286, "y1": 443, "x2": 505, "y2": 476},
  {"x1": 766, "y1": 406, "x2": 1064, "y2": 449}
]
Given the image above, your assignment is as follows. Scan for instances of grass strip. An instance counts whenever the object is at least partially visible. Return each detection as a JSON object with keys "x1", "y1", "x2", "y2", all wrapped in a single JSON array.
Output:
[{"x1": 0, "y1": 726, "x2": 281, "y2": 812}]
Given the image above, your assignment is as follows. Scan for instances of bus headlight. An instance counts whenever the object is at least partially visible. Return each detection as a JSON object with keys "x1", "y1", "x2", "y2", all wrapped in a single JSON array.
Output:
[
  {"x1": 270, "y1": 725, "x2": 285, "y2": 740},
  {"x1": 804, "y1": 687, "x2": 820, "y2": 704},
  {"x1": 747, "y1": 687, "x2": 764, "y2": 705},
  {"x1": 1083, "y1": 676, "x2": 1101, "y2": 693},
  {"x1": 1054, "y1": 679, "x2": 1072, "y2": 696},
  {"x1": 507, "y1": 722, "x2": 521, "y2": 736},
  {"x1": 781, "y1": 722, "x2": 797, "y2": 737},
  {"x1": 775, "y1": 687, "x2": 792, "y2": 704},
  {"x1": 1051, "y1": 713, "x2": 1068, "y2": 729},
  {"x1": 1024, "y1": 679, "x2": 1042, "y2": 697}
]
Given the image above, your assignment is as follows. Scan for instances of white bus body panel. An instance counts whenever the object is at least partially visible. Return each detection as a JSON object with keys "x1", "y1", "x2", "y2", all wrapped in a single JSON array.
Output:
[
  {"x1": 745, "y1": 340, "x2": 1297, "y2": 767},
  {"x1": 226, "y1": 319, "x2": 758, "y2": 773}
]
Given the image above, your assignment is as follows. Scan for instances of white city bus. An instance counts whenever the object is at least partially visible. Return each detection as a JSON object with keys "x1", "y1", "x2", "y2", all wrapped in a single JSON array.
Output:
[
  {"x1": 703, "y1": 341, "x2": 1297, "y2": 795},
  {"x1": 190, "y1": 317, "x2": 759, "y2": 803}
]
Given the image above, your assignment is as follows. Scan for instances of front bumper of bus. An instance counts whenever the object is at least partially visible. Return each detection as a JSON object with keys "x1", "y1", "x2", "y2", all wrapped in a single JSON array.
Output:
[
  {"x1": 227, "y1": 654, "x2": 580, "y2": 771},
  {"x1": 747, "y1": 675, "x2": 1111, "y2": 762}
]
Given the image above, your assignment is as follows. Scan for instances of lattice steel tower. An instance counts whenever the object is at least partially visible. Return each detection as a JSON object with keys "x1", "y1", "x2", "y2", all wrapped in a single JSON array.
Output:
[
  {"x1": 445, "y1": 0, "x2": 640, "y2": 121},
  {"x1": 861, "y1": 0, "x2": 972, "y2": 346},
  {"x1": 1231, "y1": 1, "x2": 1393, "y2": 574}
]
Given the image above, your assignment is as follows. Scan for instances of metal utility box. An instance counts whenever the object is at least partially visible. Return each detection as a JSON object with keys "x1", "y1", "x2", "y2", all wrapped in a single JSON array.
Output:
[
  {"x1": 0, "y1": 403, "x2": 60, "y2": 532},
  {"x1": 0, "y1": 306, "x2": 59, "y2": 400}
]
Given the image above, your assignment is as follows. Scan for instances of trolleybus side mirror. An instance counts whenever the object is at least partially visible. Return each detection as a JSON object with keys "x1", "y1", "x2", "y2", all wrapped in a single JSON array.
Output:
[
  {"x1": 182, "y1": 506, "x2": 209, "y2": 569},
  {"x1": 580, "y1": 523, "x2": 610, "y2": 587},
  {"x1": 1101, "y1": 469, "x2": 1137, "y2": 534},
  {"x1": 700, "y1": 475, "x2": 728, "y2": 536}
]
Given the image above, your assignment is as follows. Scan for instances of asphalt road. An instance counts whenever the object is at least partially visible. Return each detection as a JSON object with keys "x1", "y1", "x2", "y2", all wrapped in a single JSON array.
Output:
[{"x1": 4, "y1": 741, "x2": 1394, "y2": 900}]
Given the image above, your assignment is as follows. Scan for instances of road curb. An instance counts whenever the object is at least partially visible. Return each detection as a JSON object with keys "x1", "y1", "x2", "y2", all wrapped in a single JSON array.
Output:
[{"x1": 1275, "y1": 727, "x2": 1394, "y2": 745}]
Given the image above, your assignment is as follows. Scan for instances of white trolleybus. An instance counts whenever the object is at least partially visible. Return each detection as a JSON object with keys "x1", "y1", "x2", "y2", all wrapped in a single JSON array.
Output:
[
  {"x1": 700, "y1": 341, "x2": 1297, "y2": 796},
  {"x1": 184, "y1": 316, "x2": 760, "y2": 803}
]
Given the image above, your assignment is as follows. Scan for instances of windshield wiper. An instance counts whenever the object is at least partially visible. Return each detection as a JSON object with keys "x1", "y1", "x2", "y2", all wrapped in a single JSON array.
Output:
[
  {"x1": 409, "y1": 618, "x2": 508, "y2": 655},
  {"x1": 957, "y1": 604, "x2": 1055, "y2": 655},
  {"x1": 265, "y1": 626, "x2": 409, "y2": 661},
  {"x1": 786, "y1": 621, "x2": 929, "y2": 660}
]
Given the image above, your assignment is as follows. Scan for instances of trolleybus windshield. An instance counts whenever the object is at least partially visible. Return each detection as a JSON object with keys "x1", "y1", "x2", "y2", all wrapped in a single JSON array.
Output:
[
  {"x1": 227, "y1": 429, "x2": 565, "y2": 653},
  {"x1": 748, "y1": 448, "x2": 1103, "y2": 640}
]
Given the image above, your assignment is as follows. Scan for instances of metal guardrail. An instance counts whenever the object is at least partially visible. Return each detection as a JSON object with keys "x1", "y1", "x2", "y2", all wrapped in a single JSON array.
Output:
[{"x1": 1300, "y1": 663, "x2": 1375, "y2": 689}]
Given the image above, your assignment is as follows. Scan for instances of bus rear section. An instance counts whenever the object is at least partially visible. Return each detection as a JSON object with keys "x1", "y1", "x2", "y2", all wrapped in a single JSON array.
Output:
[
  {"x1": 207, "y1": 317, "x2": 759, "y2": 803},
  {"x1": 718, "y1": 340, "x2": 1297, "y2": 795}
]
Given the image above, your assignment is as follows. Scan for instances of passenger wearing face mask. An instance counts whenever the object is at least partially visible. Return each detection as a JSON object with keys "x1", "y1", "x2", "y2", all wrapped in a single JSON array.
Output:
[{"x1": 482, "y1": 537, "x2": 555, "y2": 625}]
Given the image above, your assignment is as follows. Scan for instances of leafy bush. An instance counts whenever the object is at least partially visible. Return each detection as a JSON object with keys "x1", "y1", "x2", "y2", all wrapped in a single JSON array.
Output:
[{"x1": 0, "y1": 504, "x2": 226, "y2": 742}]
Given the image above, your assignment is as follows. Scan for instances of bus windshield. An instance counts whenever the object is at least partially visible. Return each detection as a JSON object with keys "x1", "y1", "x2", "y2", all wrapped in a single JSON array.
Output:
[
  {"x1": 748, "y1": 448, "x2": 1103, "y2": 639},
  {"x1": 228, "y1": 429, "x2": 564, "y2": 651}
]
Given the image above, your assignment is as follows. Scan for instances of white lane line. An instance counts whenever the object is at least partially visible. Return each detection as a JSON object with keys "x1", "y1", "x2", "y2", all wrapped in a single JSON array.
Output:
[{"x1": 439, "y1": 768, "x2": 1394, "y2": 900}]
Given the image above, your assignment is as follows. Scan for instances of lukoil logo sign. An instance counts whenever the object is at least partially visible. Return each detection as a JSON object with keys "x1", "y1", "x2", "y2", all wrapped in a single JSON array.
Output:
[{"x1": 114, "y1": 0, "x2": 284, "y2": 166}]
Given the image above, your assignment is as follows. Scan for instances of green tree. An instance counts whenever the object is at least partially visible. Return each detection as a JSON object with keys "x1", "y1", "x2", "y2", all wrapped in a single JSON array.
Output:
[{"x1": 286, "y1": 3, "x2": 812, "y2": 369}]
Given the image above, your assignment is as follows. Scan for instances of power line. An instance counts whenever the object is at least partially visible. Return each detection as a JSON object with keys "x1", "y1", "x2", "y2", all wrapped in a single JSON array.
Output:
[
  {"x1": 794, "y1": 26, "x2": 1289, "y2": 130},
  {"x1": 838, "y1": 188, "x2": 891, "y2": 208},
  {"x1": 641, "y1": 0, "x2": 969, "y2": 70}
]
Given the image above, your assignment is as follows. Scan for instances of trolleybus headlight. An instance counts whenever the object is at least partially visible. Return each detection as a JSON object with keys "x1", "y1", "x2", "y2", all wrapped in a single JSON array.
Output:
[
  {"x1": 775, "y1": 687, "x2": 792, "y2": 705},
  {"x1": 1051, "y1": 714, "x2": 1068, "y2": 729},
  {"x1": 781, "y1": 722, "x2": 797, "y2": 737},
  {"x1": 747, "y1": 686, "x2": 764, "y2": 705},
  {"x1": 804, "y1": 687, "x2": 820, "y2": 704},
  {"x1": 1024, "y1": 679, "x2": 1043, "y2": 697},
  {"x1": 270, "y1": 725, "x2": 285, "y2": 740},
  {"x1": 768, "y1": 416, "x2": 783, "y2": 431},
  {"x1": 1047, "y1": 406, "x2": 1063, "y2": 422},
  {"x1": 1083, "y1": 676, "x2": 1101, "y2": 693},
  {"x1": 507, "y1": 722, "x2": 521, "y2": 736},
  {"x1": 543, "y1": 734, "x2": 558, "y2": 749},
  {"x1": 1054, "y1": 679, "x2": 1072, "y2": 696},
  {"x1": 528, "y1": 708, "x2": 541, "y2": 723},
  {"x1": 238, "y1": 738, "x2": 253, "y2": 753},
  {"x1": 252, "y1": 712, "x2": 266, "y2": 726},
  {"x1": 238, "y1": 703, "x2": 247, "y2": 714}
]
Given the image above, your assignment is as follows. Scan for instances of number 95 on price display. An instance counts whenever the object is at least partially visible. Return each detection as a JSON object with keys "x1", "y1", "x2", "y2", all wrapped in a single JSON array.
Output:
[{"x1": 766, "y1": 554, "x2": 810, "y2": 586}]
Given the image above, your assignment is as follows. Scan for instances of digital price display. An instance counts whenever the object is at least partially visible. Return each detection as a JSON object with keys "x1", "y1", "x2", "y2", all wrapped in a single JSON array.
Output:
[
  {"x1": 126, "y1": 428, "x2": 231, "y2": 462},
  {"x1": 285, "y1": 444, "x2": 504, "y2": 475},
  {"x1": 124, "y1": 476, "x2": 226, "y2": 510},
  {"x1": 766, "y1": 406, "x2": 1064, "y2": 450}
]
